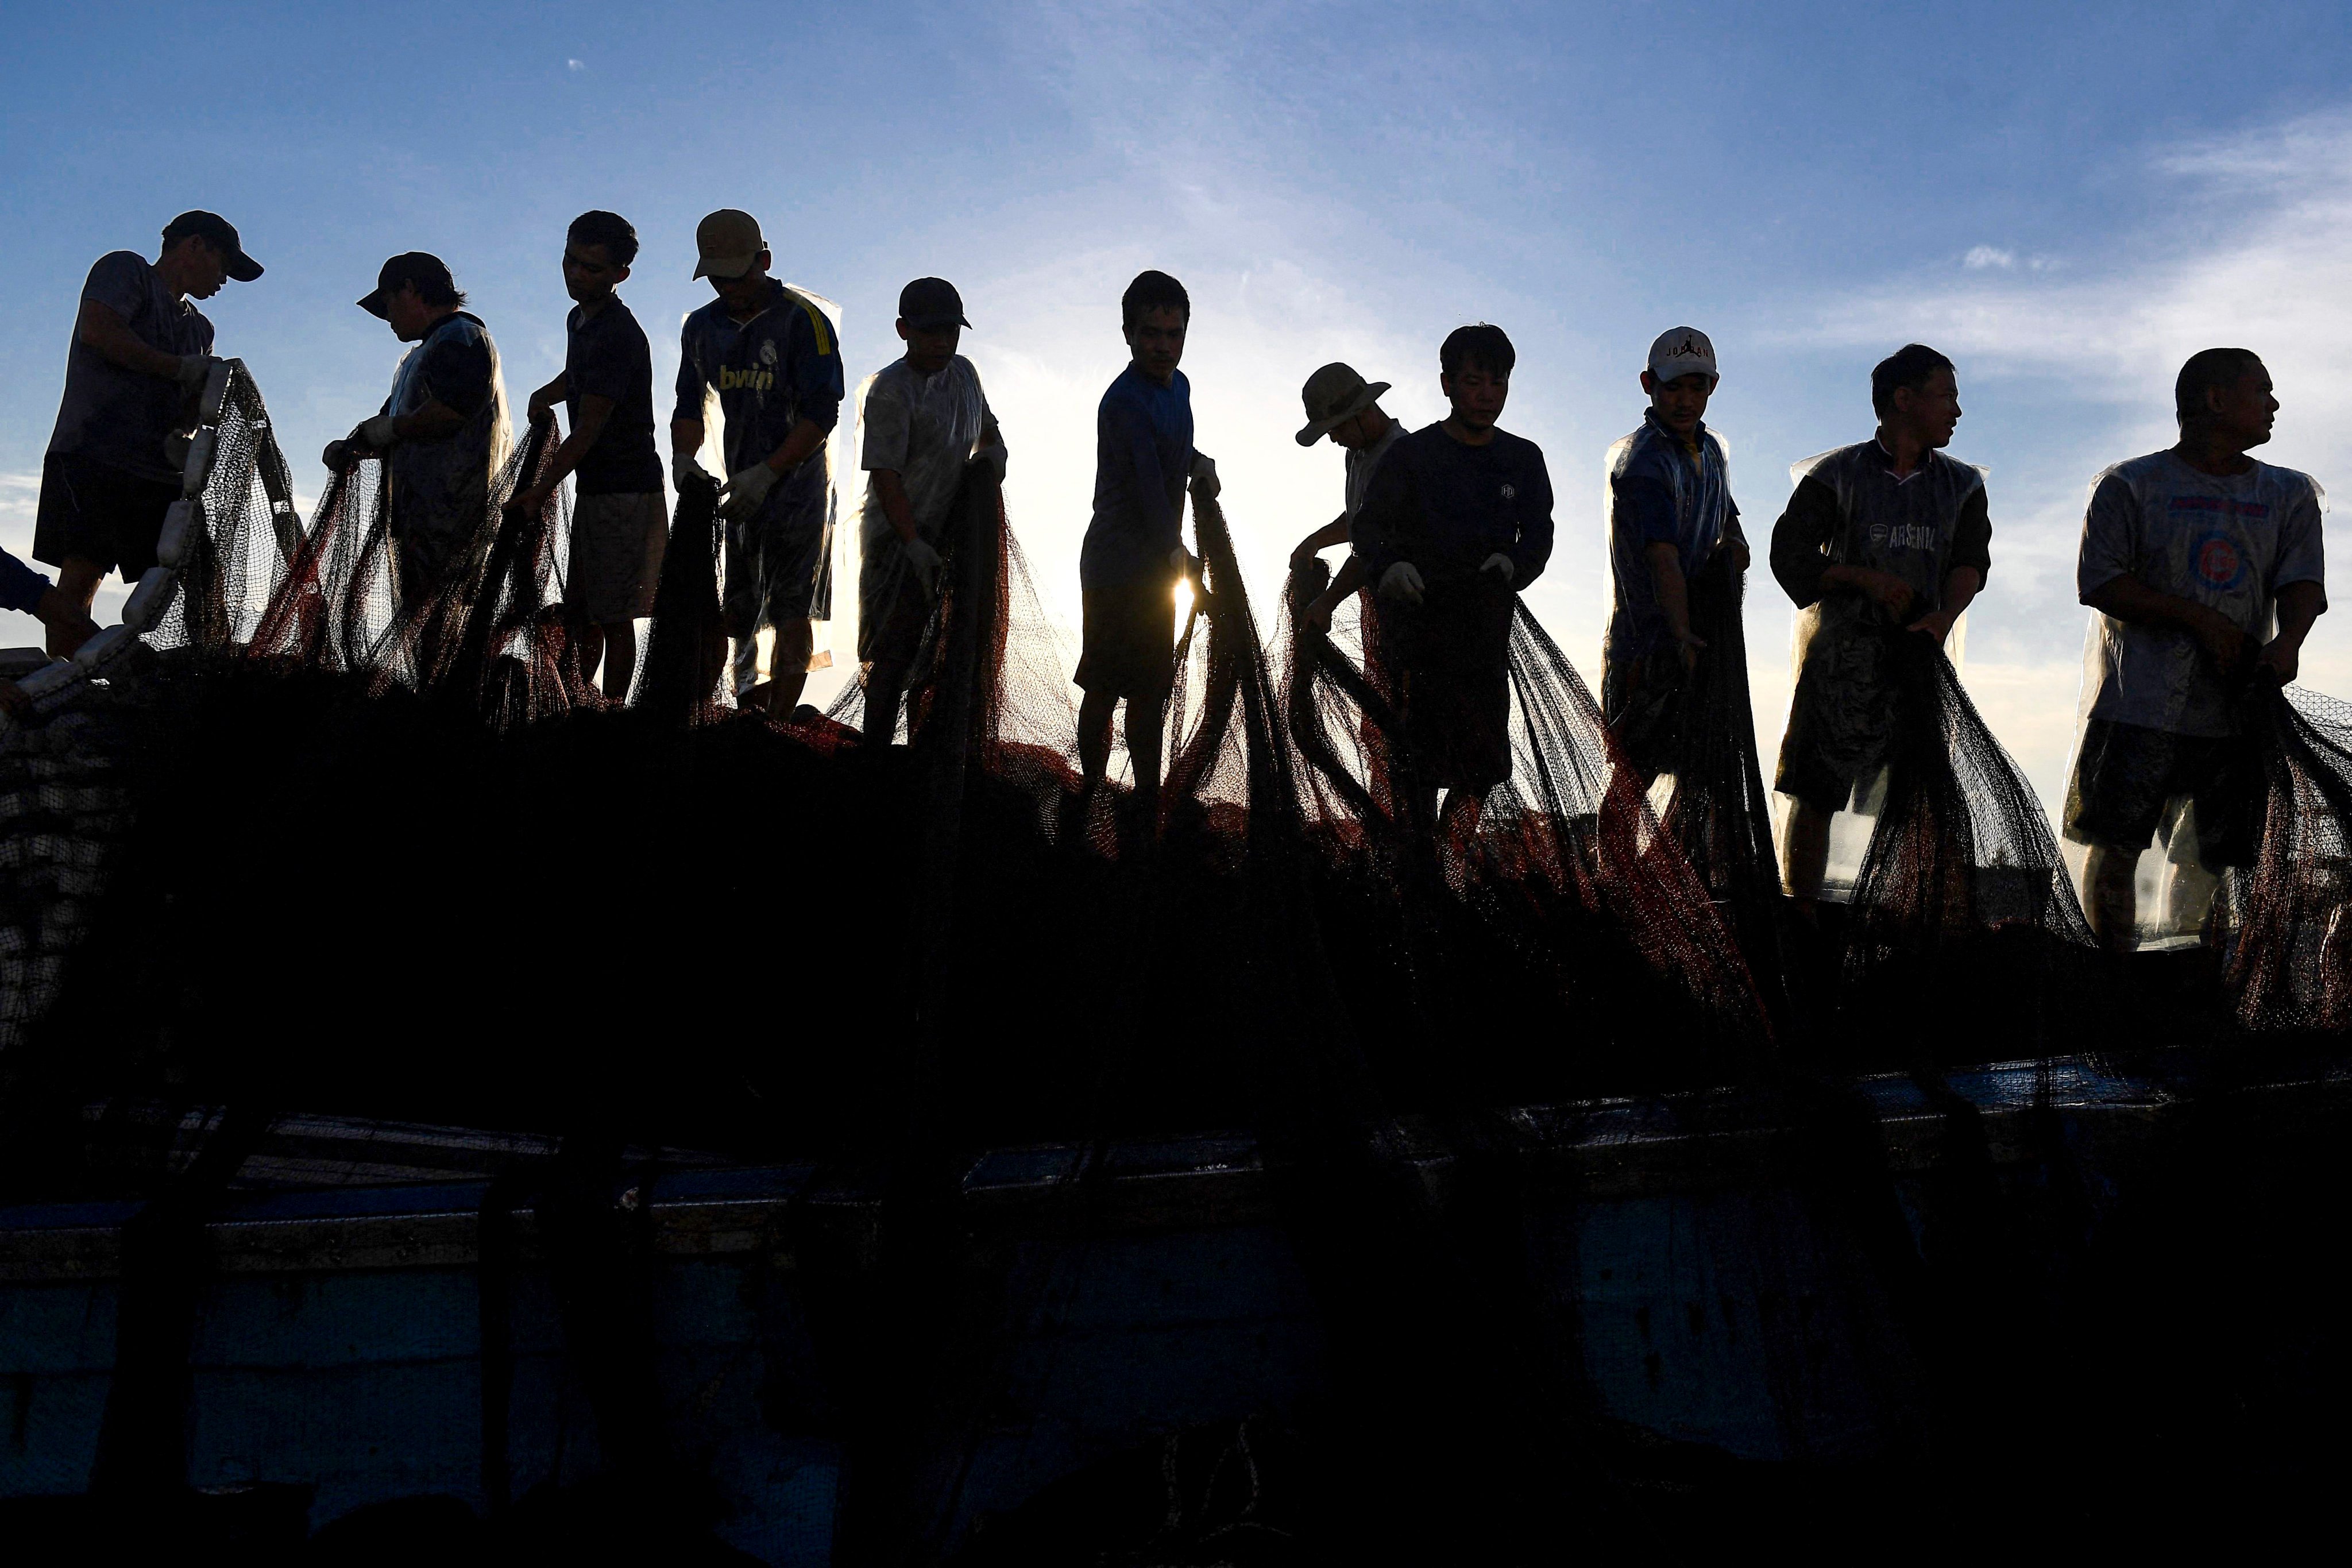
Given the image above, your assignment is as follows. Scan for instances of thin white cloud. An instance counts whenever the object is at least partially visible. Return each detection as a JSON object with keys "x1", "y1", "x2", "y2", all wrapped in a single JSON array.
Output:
[
  {"x1": 566, "y1": 58, "x2": 585, "y2": 72},
  {"x1": 1963, "y1": 245, "x2": 2016, "y2": 270}
]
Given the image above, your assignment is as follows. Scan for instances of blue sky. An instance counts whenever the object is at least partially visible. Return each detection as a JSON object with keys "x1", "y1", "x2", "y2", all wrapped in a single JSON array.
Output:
[{"x1": 5, "y1": 0, "x2": 2351, "y2": 811}]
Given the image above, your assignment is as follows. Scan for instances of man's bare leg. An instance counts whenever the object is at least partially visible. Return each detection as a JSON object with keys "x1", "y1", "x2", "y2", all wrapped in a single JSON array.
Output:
[
  {"x1": 1126, "y1": 690, "x2": 1167, "y2": 830},
  {"x1": 865, "y1": 662, "x2": 910, "y2": 744},
  {"x1": 598, "y1": 620, "x2": 636, "y2": 702},
  {"x1": 571, "y1": 620, "x2": 605, "y2": 696},
  {"x1": 1078, "y1": 690, "x2": 1118, "y2": 788},
  {"x1": 2083, "y1": 843, "x2": 2141, "y2": 953},
  {"x1": 764, "y1": 616, "x2": 813, "y2": 719},
  {"x1": 50, "y1": 558, "x2": 107, "y2": 656},
  {"x1": 1781, "y1": 798, "x2": 1835, "y2": 918}
]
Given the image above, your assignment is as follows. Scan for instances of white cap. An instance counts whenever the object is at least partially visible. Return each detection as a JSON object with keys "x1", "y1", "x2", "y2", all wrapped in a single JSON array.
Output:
[{"x1": 1647, "y1": 326, "x2": 1718, "y2": 384}]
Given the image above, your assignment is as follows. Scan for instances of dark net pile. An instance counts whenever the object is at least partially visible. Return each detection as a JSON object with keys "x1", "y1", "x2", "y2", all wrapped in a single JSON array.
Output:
[{"x1": 9, "y1": 362, "x2": 2352, "y2": 1555}]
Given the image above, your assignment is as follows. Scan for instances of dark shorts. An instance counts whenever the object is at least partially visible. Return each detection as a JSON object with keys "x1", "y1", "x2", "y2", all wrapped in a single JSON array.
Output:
[
  {"x1": 567, "y1": 491, "x2": 666, "y2": 623},
  {"x1": 858, "y1": 553, "x2": 933, "y2": 671},
  {"x1": 2064, "y1": 717, "x2": 2261, "y2": 867},
  {"x1": 1775, "y1": 634, "x2": 1895, "y2": 814},
  {"x1": 1383, "y1": 580, "x2": 1516, "y2": 795},
  {"x1": 34, "y1": 454, "x2": 179, "y2": 580},
  {"x1": 1602, "y1": 638, "x2": 1686, "y2": 781},
  {"x1": 1075, "y1": 576, "x2": 1178, "y2": 698},
  {"x1": 723, "y1": 484, "x2": 829, "y2": 639}
]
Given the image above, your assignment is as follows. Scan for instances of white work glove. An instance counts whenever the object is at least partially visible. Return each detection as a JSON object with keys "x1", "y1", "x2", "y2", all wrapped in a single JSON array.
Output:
[
  {"x1": 358, "y1": 412, "x2": 400, "y2": 450},
  {"x1": 904, "y1": 535, "x2": 943, "y2": 596},
  {"x1": 1480, "y1": 552, "x2": 1516, "y2": 585},
  {"x1": 175, "y1": 353, "x2": 219, "y2": 388},
  {"x1": 1379, "y1": 561, "x2": 1426, "y2": 605},
  {"x1": 1189, "y1": 453, "x2": 1219, "y2": 501},
  {"x1": 673, "y1": 451, "x2": 712, "y2": 493},
  {"x1": 719, "y1": 461, "x2": 779, "y2": 521},
  {"x1": 970, "y1": 443, "x2": 1008, "y2": 484}
]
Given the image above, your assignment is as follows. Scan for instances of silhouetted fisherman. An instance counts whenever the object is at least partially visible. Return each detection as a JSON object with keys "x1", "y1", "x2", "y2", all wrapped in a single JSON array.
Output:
[
  {"x1": 37, "y1": 211, "x2": 261, "y2": 655},
  {"x1": 1288, "y1": 361, "x2": 1405, "y2": 635},
  {"x1": 1075, "y1": 269, "x2": 1218, "y2": 832},
  {"x1": 855, "y1": 277, "x2": 1006, "y2": 742},
  {"x1": 2065, "y1": 347, "x2": 2326, "y2": 951},
  {"x1": 1602, "y1": 326, "x2": 1750, "y2": 784},
  {"x1": 1771, "y1": 342, "x2": 1988, "y2": 917},
  {"x1": 513, "y1": 211, "x2": 667, "y2": 702},
  {"x1": 327, "y1": 253, "x2": 509, "y2": 603},
  {"x1": 669, "y1": 208, "x2": 845, "y2": 719},
  {"x1": 1349, "y1": 322, "x2": 1556, "y2": 840}
]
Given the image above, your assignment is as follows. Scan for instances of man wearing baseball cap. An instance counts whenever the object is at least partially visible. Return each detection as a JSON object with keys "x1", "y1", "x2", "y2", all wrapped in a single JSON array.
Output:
[
  {"x1": 670, "y1": 208, "x2": 845, "y2": 719},
  {"x1": 1601, "y1": 327, "x2": 1748, "y2": 783},
  {"x1": 1288, "y1": 361, "x2": 1405, "y2": 636},
  {"x1": 36, "y1": 211, "x2": 261, "y2": 650},
  {"x1": 330, "y1": 253, "x2": 509, "y2": 603},
  {"x1": 855, "y1": 276, "x2": 1006, "y2": 742}
]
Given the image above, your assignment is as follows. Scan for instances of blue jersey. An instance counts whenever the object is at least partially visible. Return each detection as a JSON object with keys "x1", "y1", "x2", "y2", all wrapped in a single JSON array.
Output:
[
  {"x1": 1605, "y1": 410, "x2": 1741, "y2": 666},
  {"x1": 674, "y1": 279, "x2": 844, "y2": 483},
  {"x1": 1082, "y1": 364, "x2": 1194, "y2": 590}
]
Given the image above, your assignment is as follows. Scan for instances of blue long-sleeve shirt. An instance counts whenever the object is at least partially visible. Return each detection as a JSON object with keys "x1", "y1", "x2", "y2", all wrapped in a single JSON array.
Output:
[
  {"x1": 1, "y1": 550, "x2": 52, "y2": 616},
  {"x1": 1081, "y1": 364, "x2": 1194, "y2": 590}
]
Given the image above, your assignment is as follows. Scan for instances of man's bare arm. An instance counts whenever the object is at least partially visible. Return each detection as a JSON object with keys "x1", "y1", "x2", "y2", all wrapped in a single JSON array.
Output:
[
  {"x1": 2258, "y1": 580, "x2": 2327, "y2": 683},
  {"x1": 1907, "y1": 565, "x2": 1983, "y2": 643},
  {"x1": 1645, "y1": 540, "x2": 1702, "y2": 667},
  {"x1": 514, "y1": 393, "x2": 617, "y2": 511},
  {"x1": 671, "y1": 417, "x2": 706, "y2": 458},
  {"x1": 763, "y1": 418, "x2": 827, "y2": 476},
  {"x1": 2085, "y1": 572, "x2": 2253, "y2": 679},
  {"x1": 871, "y1": 469, "x2": 918, "y2": 544},
  {"x1": 1290, "y1": 515, "x2": 1352, "y2": 567},
  {"x1": 76, "y1": 299, "x2": 185, "y2": 380}
]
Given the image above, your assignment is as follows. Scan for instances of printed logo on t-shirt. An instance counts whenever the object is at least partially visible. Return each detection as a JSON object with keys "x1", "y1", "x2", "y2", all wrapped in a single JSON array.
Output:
[
  {"x1": 2191, "y1": 530, "x2": 2248, "y2": 592},
  {"x1": 1868, "y1": 522, "x2": 1940, "y2": 550},
  {"x1": 1500, "y1": 483, "x2": 1517, "y2": 500},
  {"x1": 719, "y1": 366, "x2": 775, "y2": 393}
]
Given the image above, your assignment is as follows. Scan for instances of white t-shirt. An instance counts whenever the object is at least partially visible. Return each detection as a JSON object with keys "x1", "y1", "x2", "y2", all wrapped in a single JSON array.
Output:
[
  {"x1": 2076, "y1": 449, "x2": 2326, "y2": 737},
  {"x1": 857, "y1": 356, "x2": 992, "y2": 553}
]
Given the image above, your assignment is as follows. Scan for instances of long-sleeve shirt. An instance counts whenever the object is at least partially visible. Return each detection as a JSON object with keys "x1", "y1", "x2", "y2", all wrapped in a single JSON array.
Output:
[
  {"x1": 1081, "y1": 364, "x2": 1194, "y2": 590},
  {"x1": 0, "y1": 550, "x2": 52, "y2": 616},
  {"x1": 1350, "y1": 423, "x2": 1555, "y2": 589}
]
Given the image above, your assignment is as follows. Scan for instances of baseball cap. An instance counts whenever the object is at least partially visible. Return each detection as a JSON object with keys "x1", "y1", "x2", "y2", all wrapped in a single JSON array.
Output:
[
  {"x1": 161, "y1": 211, "x2": 262, "y2": 282},
  {"x1": 898, "y1": 277, "x2": 970, "y2": 331},
  {"x1": 357, "y1": 253, "x2": 457, "y2": 319},
  {"x1": 1647, "y1": 326, "x2": 1718, "y2": 384},
  {"x1": 1295, "y1": 362, "x2": 1391, "y2": 447},
  {"x1": 693, "y1": 209, "x2": 766, "y2": 280}
]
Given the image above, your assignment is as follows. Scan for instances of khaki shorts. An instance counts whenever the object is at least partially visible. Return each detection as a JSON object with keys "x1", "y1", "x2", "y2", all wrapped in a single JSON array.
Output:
[{"x1": 567, "y1": 491, "x2": 666, "y2": 623}]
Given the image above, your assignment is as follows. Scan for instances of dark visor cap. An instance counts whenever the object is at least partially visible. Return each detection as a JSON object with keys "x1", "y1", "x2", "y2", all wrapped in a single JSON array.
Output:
[
  {"x1": 162, "y1": 210, "x2": 262, "y2": 282},
  {"x1": 898, "y1": 276, "x2": 970, "y2": 331},
  {"x1": 358, "y1": 252, "x2": 456, "y2": 319}
]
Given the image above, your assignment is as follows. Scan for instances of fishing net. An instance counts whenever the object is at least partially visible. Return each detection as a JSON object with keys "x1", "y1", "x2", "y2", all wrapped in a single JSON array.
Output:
[
  {"x1": 1283, "y1": 559, "x2": 1772, "y2": 1098},
  {"x1": 1834, "y1": 627, "x2": 2097, "y2": 1061},
  {"x1": 2217, "y1": 681, "x2": 2352, "y2": 1032},
  {"x1": 13, "y1": 359, "x2": 2351, "y2": 1554}
]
